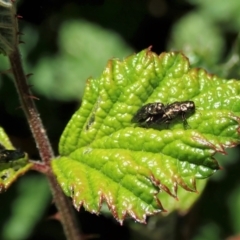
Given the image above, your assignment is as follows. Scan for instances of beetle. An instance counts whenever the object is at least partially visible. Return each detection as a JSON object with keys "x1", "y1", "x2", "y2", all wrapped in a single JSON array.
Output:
[
  {"x1": 132, "y1": 102, "x2": 165, "y2": 125},
  {"x1": 156, "y1": 101, "x2": 195, "y2": 127},
  {"x1": 132, "y1": 100, "x2": 195, "y2": 128},
  {"x1": 0, "y1": 149, "x2": 25, "y2": 163}
]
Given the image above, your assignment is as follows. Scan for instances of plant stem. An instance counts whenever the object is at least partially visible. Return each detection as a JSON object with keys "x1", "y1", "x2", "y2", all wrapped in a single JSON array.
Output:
[{"x1": 9, "y1": 46, "x2": 83, "y2": 240}]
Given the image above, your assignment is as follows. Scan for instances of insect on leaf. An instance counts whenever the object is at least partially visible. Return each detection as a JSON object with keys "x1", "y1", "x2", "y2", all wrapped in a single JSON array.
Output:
[
  {"x1": 0, "y1": 127, "x2": 32, "y2": 192},
  {"x1": 52, "y1": 48, "x2": 240, "y2": 223}
]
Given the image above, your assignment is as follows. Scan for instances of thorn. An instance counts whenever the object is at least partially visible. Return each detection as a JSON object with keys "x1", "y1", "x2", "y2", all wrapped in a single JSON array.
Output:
[
  {"x1": 0, "y1": 68, "x2": 13, "y2": 75},
  {"x1": 15, "y1": 14, "x2": 23, "y2": 19},
  {"x1": 48, "y1": 212, "x2": 61, "y2": 221},
  {"x1": 26, "y1": 73, "x2": 34, "y2": 78},
  {"x1": 27, "y1": 95, "x2": 40, "y2": 100},
  {"x1": 15, "y1": 105, "x2": 23, "y2": 110},
  {"x1": 27, "y1": 85, "x2": 34, "y2": 91}
]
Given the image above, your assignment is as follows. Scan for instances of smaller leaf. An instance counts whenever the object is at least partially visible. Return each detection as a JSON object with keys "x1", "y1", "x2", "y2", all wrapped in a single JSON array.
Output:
[
  {"x1": 0, "y1": 0, "x2": 12, "y2": 8},
  {"x1": 168, "y1": 12, "x2": 224, "y2": 68},
  {"x1": 0, "y1": 1, "x2": 17, "y2": 55},
  {"x1": 0, "y1": 127, "x2": 32, "y2": 192},
  {"x1": 31, "y1": 20, "x2": 133, "y2": 100}
]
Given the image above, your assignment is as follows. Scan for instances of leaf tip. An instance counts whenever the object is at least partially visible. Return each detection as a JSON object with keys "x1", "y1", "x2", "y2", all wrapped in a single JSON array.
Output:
[{"x1": 177, "y1": 177, "x2": 197, "y2": 193}]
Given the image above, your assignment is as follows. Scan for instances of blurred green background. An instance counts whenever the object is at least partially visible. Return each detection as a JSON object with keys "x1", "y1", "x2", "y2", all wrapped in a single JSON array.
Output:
[{"x1": 1, "y1": 0, "x2": 240, "y2": 239}]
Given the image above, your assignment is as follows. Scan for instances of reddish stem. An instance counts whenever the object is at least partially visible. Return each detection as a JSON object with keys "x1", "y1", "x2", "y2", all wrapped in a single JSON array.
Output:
[{"x1": 9, "y1": 46, "x2": 82, "y2": 240}]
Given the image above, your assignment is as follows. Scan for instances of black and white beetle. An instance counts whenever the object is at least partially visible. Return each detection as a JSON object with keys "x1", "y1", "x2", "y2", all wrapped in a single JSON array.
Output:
[
  {"x1": 156, "y1": 101, "x2": 195, "y2": 127},
  {"x1": 132, "y1": 101, "x2": 195, "y2": 128},
  {"x1": 132, "y1": 102, "x2": 165, "y2": 125}
]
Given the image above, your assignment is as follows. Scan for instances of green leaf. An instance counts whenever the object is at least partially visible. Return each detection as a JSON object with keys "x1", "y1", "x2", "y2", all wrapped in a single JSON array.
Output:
[
  {"x1": 52, "y1": 48, "x2": 240, "y2": 223},
  {"x1": 0, "y1": 0, "x2": 12, "y2": 8},
  {"x1": 31, "y1": 20, "x2": 133, "y2": 101},
  {"x1": 189, "y1": 0, "x2": 240, "y2": 30},
  {"x1": 0, "y1": 127, "x2": 32, "y2": 192},
  {"x1": 1, "y1": 175, "x2": 51, "y2": 240},
  {"x1": 167, "y1": 12, "x2": 224, "y2": 69}
]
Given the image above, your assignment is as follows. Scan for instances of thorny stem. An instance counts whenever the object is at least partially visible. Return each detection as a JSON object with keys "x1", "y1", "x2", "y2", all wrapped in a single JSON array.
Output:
[{"x1": 8, "y1": 39, "x2": 83, "y2": 240}]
